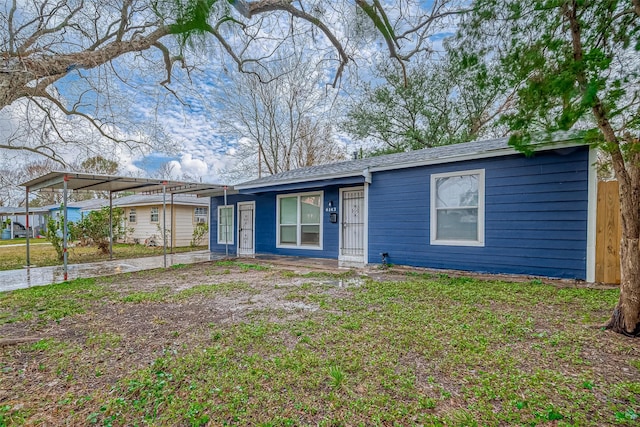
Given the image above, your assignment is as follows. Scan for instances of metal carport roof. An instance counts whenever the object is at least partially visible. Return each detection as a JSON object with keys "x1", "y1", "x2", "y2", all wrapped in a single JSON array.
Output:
[
  {"x1": 19, "y1": 172, "x2": 230, "y2": 280},
  {"x1": 21, "y1": 171, "x2": 227, "y2": 195}
]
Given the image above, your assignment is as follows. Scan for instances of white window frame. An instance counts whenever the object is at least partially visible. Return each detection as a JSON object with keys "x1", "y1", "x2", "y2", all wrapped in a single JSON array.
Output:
[
  {"x1": 430, "y1": 169, "x2": 485, "y2": 247},
  {"x1": 276, "y1": 191, "x2": 323, "y2": 250},
  {"x1": 150, "y1": 207, "x2": 159, "y2": 223},
  {"x1": 128, "y1": 208, "x2": 137, "y2": 223},
  {"x1": 217, "y1": 205, "x2": 234, "y2": 245},
  {"x1": 194, "y1": 207, "x2": 208, "y2": 224}
]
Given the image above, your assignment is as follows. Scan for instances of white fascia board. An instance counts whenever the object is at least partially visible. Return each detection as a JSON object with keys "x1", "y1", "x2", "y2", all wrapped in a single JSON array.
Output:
[
  {"x1": 234, "y1": 171, "x2": 364, "y2": 191},
  {"x1": 368, "y1": 140, "x2": 586, "y2": 174}
]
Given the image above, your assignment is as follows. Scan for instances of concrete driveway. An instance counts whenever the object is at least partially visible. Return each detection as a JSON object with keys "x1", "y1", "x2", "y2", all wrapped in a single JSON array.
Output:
[{"x1": 0, "y1": 251, "x2": 224, "y2": 292}]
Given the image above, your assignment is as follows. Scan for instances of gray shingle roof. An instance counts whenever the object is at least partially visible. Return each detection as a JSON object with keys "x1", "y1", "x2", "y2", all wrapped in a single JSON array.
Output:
[
  {"x1": 73, "y1": 199, "x2": 109, "y2": 211},
  {"x1": 235, "y1": 134, "x2": 586, "y2": 190}
]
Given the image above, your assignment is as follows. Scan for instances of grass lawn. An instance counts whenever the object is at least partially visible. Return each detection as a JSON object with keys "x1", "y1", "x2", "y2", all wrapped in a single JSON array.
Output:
[
  {"x1": 0, "y1": 243, "x2": 207, "y2": 271},
  {"x1": 0, "y1": 238, "x2": 32, "y2": 246},
  {"x1": 0, "y1": 261, "x2": 638, "y2": 426}
]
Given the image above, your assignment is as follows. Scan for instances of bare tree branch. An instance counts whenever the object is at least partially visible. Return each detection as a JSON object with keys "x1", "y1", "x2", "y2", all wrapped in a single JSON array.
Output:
[{"x1": 1, "y1": 0, "x2": 464, "y2": 164}]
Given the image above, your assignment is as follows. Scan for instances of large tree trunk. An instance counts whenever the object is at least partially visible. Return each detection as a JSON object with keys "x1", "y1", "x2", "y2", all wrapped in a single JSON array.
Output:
[
  {"x1": 605, "y1": 150, "x2": 640, "y2": 336},
  {"x1": 606, "y1": 234, "x2": 640, "y2": 336}
]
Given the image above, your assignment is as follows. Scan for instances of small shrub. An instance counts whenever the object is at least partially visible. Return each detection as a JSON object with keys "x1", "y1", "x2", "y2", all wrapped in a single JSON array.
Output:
[
  {"x1": 190, "y1": 222, "x2": 209, "y2": 247},
  {"x1": 44, "y1": 213, "x2": 76, "y2": 261},
  {"x1": 73, "y1": 207, "x2": 126, "y2": 254}
]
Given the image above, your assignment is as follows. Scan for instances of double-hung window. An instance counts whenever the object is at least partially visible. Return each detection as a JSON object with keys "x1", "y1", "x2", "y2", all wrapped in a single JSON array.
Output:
[
  {"x1": 217, "y1": 206, "x2": 234, "y2": 244},
  {"x1": 430, "y1": 169, "x2": 485, "y2": 246},
  {"x1": 194, "y1": 207, "x2": 208, "y2": 224},
  {"x1": 277, "y1": 192, "x2": 322, "y2": 249},
  {"x1": 128, "y1": 208, "x2": 136, "y2": 223},
  {"x1": 150, "y1": 207, "x2": 159, "y2": 223}
]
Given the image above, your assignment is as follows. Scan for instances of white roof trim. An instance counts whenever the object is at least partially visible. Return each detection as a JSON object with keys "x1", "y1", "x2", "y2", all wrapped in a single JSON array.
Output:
[
  {"x1": 235, "y1": 140, "x2": 587, "y2": 191},
  {"x1": 234, "y1": 171, "x2": 365, "y2": 190}
]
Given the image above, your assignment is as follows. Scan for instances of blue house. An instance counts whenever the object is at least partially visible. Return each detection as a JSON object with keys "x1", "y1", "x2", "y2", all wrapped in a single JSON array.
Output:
[
  {"x1": 210, "y1": 136, "x2": 597, "y2": 281},
  {"x1": 47, "y1": 199, "x2": 108, "y2": 223}
]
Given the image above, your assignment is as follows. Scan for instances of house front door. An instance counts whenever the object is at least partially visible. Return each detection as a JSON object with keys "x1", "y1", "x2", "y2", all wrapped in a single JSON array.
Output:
[
  {"x1": 339, "y1": 187, "x2": 366, "y2": 266},
  {"x1": 237, "y1": 202, "x2": 255, "y2": 256}
]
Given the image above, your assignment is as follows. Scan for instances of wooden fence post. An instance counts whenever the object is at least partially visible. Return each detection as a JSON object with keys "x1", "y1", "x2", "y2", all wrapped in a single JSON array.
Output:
[{"x1": 595, "y1": 181, "x2": 621, "y2": 284}]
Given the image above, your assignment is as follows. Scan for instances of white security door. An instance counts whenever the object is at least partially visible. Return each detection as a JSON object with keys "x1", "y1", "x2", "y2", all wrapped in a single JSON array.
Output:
[
  {"x1": 237, "y1": 202, "x2": 255, "y2": 256},
  {"x1": 339, "y1": 188, "x2": 365, "y2": 265}
]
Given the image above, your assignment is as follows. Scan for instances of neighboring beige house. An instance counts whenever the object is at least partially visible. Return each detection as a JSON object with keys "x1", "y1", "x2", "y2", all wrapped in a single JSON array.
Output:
[{"x1": 113, "y1": 194, "x2": 209, "y2": 247}]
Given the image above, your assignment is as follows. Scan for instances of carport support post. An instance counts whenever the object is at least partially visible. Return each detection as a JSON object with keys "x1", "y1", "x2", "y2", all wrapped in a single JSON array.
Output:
[
  {"x1": 109, "y1": 191, "x2": 113, "y2": 260},
  {"x1": 63, "y1": 175, "x2": 69, "y2": 281},
  {"x1": 170, "y1": 193, "x2": 174, "y2": 254},
  {"x1": 224, "y1": 186, "x2": 228, "y2": 257},
  {"x1": 162, "y1": 182, "x2": 167, "y2": 268},
  {"x1": 25, "y1": 187, "x2": 30, "y2": 266}
]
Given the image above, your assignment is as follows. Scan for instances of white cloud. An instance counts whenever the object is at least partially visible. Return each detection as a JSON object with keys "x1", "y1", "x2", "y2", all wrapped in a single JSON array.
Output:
[{"x1": 2, "y1": 1, "x2": 458, "y2": 190}]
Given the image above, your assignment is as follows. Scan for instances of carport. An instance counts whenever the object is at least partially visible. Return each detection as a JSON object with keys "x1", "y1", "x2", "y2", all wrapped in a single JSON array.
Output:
[
  {"x1": 0, "y1": 205, "x2": 49, "y2": 239},
  {"x1": 20, "y1": 172, "x2": 228, "y2": 280}
]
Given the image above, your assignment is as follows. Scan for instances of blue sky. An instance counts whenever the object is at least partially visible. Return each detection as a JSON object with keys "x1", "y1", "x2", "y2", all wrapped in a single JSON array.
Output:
[{"x1": 7, "y1": 1, "x2": 459, "y2": 185}]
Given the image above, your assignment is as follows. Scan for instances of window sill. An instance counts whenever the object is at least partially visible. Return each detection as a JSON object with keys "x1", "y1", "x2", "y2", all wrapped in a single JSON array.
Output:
[
  {"x1": 430, "y1": 239, "x2": 485, "y2": 247},
  {"x1": 277, "y1": 244, "x2": 323, "y2": 251}
]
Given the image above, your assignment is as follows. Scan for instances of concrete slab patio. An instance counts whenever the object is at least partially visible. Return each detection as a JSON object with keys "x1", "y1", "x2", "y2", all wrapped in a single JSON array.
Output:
[{"x1": 0, "y1": 250, "x2": 223, "y2": 292}]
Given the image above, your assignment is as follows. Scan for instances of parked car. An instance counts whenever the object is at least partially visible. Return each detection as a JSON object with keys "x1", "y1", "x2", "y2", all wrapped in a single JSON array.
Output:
[{"x1": 11, "y1": 221, "x2": 33, "y2": 238}]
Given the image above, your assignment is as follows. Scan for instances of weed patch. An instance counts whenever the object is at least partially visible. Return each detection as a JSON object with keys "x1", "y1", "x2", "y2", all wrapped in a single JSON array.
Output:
[
  {"x1": 121, "y1": 288, "x2": 170, "y2": 303},
  {"x1": 174, "y1": 281, "x2": 256, "y2": 300},
  {"x1": 213, "y1": 260, "x2": 270, "y2": 271},
  {"x1": 0, "y1": 267, "x2": 633, "y2": 426},
  {"x1": 0, "y1": 278, "x2": 113, "y2": 324}
]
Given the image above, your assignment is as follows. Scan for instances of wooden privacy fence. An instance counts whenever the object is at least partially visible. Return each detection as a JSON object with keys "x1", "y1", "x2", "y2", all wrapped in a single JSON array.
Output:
[{"x1": 595, "y1": 180, "x2": 621, "y2": 284}]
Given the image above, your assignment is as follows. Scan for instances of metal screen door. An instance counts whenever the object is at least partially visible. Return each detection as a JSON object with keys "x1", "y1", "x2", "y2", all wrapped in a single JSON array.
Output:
[
  {"x1": 340, "y1": 189, "x2": 365, "y2": 263},
  {"x1": 238, "y1": 202, "x2": 254, "y2": 256}
]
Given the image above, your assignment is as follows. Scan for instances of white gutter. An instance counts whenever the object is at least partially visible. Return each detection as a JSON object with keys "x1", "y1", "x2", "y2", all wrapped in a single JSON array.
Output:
[
  {"x1": 586, "y1": 148, "x2": 598, "y2": 282},
  {"x1": 234, "y1": 171, "x2": 366, "y2": 190}
]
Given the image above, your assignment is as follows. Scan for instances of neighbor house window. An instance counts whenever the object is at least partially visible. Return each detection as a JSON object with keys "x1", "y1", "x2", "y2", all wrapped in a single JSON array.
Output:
[
  {"x1": 150, "y1": 207, "x2": 159, "y2": 223},
  {"x1": 277, "y1": 192, "x2": 322, "y2": 249},
  {"x1": 430, "y1": 169, "x2": 485, "y2": 246},
  {"x1": 128, "y1": 208, "x2": 137, "y2": 223},
  {"x1": 194, "y1": 207, "x2": 208, "y2": 224},
  {"x1": 217, "y1": 206, "x2": 234, "y2": 244}
]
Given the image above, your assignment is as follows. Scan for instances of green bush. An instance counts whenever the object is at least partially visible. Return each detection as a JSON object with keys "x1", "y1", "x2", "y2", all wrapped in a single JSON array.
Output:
[
  {"x1": 190, "y1": 222, "x2": 208, "y2": 247},
  {"x1": 43, "y1": 213, "x2": 75, "y2": 261},
  {"x1": 73, "y1": 207, "x2": 126, "y2": 254}
]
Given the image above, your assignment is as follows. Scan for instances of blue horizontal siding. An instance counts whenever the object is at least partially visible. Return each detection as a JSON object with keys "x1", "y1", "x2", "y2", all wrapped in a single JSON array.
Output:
[
  {"x1": 486, "y1": 201, "x2": 588, "y2": 212},
  {"x1": 487, "y1": 190, "x2": 587, "y2": 203},
  {"x1": 484, "y1": 220, "x2": 586, "y2": 231},
  {"x1": 211, "y1": 146, "x2": 591, "y2": 280},
  {"x1": 210, "y1": 185, "x2": 343, "y2": 259},
  {"x1": 367, "y1": 146, "x2": 590, "y2": 279},
  {"x1": 490, "y1": 181, "x2": 587, "y2": 194},
  {"x1": 209, "y1": 194, "x2": 256, "y2": 255}
]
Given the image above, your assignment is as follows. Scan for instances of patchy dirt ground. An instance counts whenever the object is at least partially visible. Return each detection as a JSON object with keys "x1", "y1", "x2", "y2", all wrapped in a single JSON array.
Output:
[
  {"x1": 0, "y1": 260, "x2": 369, "y2": 423},
  {"x1": 0, "y1": 259, "x2": 636, "y2": 426}
]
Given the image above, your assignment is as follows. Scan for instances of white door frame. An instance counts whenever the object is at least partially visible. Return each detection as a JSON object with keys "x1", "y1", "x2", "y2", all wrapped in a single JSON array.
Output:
[
  {"x1": 338, "y1": 186, "x2": 367, "y2": 266},
  {"x1": 237, "y1": 201, "x2": 255, "y2": 256}
]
